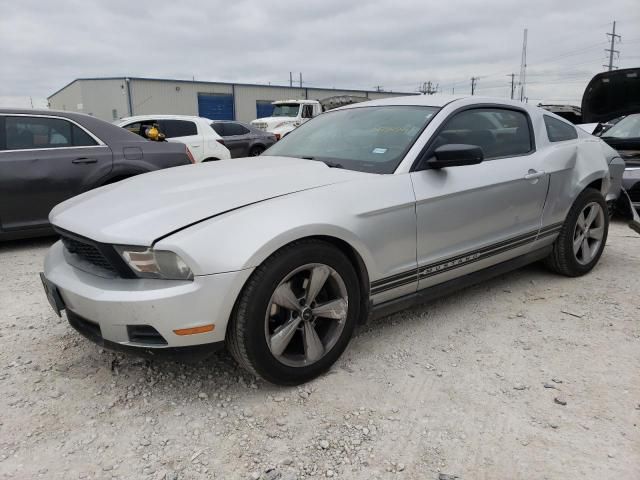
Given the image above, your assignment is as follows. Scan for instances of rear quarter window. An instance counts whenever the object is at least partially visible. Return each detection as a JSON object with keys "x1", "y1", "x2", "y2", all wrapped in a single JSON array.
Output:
[{"x1": 544, "y1": 115, "x2": 578, "y2": 142}]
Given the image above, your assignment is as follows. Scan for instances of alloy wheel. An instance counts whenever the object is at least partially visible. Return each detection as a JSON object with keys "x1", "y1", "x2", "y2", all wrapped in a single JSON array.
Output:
[
  {"x1": 572, "y1": 201, "x2": 605, "y2": 265},
  {"x1": 264, "y1": 263, "x2": 348, "y2": 367}
]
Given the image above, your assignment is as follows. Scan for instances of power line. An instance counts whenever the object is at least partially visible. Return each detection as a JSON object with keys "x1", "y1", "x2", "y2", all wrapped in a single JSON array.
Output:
[{"x1": 605, "y1": 21, "x2": 621, "y2": 71}]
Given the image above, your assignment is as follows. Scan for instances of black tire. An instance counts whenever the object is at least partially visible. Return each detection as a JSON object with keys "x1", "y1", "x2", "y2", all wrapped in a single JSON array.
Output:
[
  {"x1": 227, "y1": 240, "x2": 360, "y2": 385},
  {"x1": 544, "y1": 188, "x2": 609, "y2": 277},
  {"x1": 249, "y1": 146, "x2": 265, "y2": 157}
]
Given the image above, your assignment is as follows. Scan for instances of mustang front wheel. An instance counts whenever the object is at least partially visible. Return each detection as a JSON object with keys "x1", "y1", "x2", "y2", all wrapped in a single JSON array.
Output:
[{"x1": 227, "y1": 240, "x2": 360, "y2": 385}]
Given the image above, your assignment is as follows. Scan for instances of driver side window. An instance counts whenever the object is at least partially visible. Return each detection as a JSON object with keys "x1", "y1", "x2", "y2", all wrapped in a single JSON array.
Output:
[{"x1": 433, "y1": 108, "x2": 533, "y2": 160}]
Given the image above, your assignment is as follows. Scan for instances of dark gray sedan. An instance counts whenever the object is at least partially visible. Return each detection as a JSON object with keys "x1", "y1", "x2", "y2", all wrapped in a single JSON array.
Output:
[
  {"x1": 0, "y1": 109, "x2": 192, "y2": 241},
  {"x1": 210, "y1": 121, "x2": 276, "y2": 158}
]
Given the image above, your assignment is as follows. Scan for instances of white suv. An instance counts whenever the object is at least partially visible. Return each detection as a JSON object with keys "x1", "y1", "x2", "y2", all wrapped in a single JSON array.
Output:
[{"x1": 115, "y1": 115, "x2": 231, "y2": 162}]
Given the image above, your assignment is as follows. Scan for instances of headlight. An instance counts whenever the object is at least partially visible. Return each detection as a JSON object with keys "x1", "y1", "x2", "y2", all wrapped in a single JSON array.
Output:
[{"x1": 114, "y1": 246, "x2": 193, "y2": 280}]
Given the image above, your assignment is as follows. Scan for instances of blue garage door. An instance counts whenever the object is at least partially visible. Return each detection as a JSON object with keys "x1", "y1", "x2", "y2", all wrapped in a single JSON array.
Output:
[
  {"x1": 256, "y1": 100, "x2": 274, "y2": 119},
  {"x1": 198, "y1": 93, "x2": 234, "y2": 120}
]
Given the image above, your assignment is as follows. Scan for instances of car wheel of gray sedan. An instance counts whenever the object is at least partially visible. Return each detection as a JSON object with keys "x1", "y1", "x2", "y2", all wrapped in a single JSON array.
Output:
[
  {"x1": 249, "y1": 146, "x2": 265, "y2": 156},
  {"x1": 545, "y1": 188, "x2": 609, "y2": 277},
  {"x1": 227, "y1": 240, "x2": 360, "y2": 385}
]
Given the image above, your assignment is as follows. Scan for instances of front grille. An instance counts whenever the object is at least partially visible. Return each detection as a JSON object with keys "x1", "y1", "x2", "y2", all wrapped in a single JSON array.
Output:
[{"x1": 61, "y1": 235, "x2": 117, "y2": 273}]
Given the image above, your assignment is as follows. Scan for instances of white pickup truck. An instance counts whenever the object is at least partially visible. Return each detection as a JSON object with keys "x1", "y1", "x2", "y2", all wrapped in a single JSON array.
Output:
[{"x1": 250, "y1": 96, "x2": 367, "y2": 139}]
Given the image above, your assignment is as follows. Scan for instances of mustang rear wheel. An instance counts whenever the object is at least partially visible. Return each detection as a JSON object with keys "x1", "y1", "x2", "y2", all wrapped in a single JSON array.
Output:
[
  {"x1": 545, "y1": 188, "x2": 609, "y2": 276},
  {"x1": 227, "y1": 240, "x2": 360, "y2": 385}
]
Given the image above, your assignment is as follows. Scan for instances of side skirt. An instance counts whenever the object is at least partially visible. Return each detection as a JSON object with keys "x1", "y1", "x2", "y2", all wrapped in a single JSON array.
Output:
[{"x1": 369, "y1": 245, "x2": 552, "y2": 321}]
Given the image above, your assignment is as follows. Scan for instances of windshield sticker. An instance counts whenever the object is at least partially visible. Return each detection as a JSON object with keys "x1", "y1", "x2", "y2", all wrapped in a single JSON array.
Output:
[{"x1": 372, "y1": 148, "x2": 388, "y2": 154}]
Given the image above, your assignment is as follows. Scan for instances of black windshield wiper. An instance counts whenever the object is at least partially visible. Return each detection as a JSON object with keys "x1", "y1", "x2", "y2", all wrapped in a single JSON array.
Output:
[{"x1": 301, "y1": 156, "x2": 344, "y2": 169}]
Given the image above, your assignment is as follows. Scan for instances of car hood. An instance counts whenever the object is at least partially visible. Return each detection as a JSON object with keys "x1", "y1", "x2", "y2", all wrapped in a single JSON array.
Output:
[
  {"x1": 50, "y1": 156, "x2": 365, "y2": 245},
  {"x1": 582, "y1": 68, "x2": 640, "y2": 123},
  {"x1": 251, "y1": 117, "x2": 298, "y2": 127}
]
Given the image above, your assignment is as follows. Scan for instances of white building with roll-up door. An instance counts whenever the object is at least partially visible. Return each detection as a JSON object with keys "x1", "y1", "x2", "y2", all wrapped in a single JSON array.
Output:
[{"x1": 47, "y1": 77, "x2": 415, "y2": 124}]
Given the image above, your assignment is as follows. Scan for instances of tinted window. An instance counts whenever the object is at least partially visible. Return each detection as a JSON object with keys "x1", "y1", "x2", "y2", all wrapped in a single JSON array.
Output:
[
  {"x1": 210, "y1": 123, "x2": 225, "y2": 136},
  {"x1": 224, "y1": 123, "x2": 250, "y2": 136},
  {"x1": 265, "y1": 106, "x2": 439, "y2": 174},
  {"x1": 434, "y1": 108, "x2": 533, "y2": 159},
  {"x1": 123, "y1": 120, "x2": 157, "y2": 137},
  {"x1": 302, "y1": 105, "x2": 314, "y2": 118},
  {"x1": 5, "y1": 116, "x2": 73, "y2": 150},
  {"x1": 544, "y1": 115, "x2": 578, "y2": 142},
  {"x1": 160, "y1": 120, "x2": 197, "y2": 138},
  {"x1": 72, "y1": 125, "x2": 98, "y2": 146}
]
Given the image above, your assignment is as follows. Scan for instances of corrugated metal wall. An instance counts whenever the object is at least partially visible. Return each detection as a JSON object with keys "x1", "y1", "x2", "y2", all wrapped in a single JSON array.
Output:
[
  {"x1": 81, "y1": 79, "x2": 129, "y2": 120},
  {"x1": 48, "y1": 78, "x2": 414, "y2": 123},
  {"x1": 47, "y1": 81, "x2": 83, "y2": 112}
]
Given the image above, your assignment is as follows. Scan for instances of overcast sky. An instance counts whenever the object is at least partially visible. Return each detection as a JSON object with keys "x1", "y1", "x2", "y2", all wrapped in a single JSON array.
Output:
[{"x1": 1, "y1": 0, "x2": 638, "y2": 105}]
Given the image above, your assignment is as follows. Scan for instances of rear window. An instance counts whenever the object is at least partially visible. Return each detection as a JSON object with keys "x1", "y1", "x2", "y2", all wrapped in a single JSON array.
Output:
[
  {"x1": 210, "y1": 123, "x2": 225, "y2": 136},
  {"x1": 544, "y1": 115, "x2": 578, "y2": 142},
  {"x1": 224, "y1": 123, "x2": 250, "y2": 136},
  {"x1": 159, "y1": 120, "x2": 197, "y2": 138}
]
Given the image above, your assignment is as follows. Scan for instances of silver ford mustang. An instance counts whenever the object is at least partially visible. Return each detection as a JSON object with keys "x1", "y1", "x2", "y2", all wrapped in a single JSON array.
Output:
[{"x1": 42, "y1": 95, "x2": 619, "y2": 385}]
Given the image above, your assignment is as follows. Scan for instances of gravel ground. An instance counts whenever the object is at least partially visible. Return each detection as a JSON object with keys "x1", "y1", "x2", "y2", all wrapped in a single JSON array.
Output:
[{"x1": 1, "y1": 221, "x2": 639, "y2": 480}]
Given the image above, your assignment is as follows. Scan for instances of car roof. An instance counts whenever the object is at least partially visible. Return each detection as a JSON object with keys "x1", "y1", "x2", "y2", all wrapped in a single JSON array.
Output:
[
  {"x1": 339, "y1": 94, "x2": 544, "y2": 113},
  {"x1": 117, "y1": 114, "x2": 209, "y2": 122},
  {"x1": 0, "y1": 108, "x2": 143, "y2": 143}
]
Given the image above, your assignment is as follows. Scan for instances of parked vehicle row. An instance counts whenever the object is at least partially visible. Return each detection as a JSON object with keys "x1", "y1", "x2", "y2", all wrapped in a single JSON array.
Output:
[
  {"x1": 40, "y1": 95, "x2": 626, "y2": 385},
  {"x1": 115, "y1": 115, "x2": 276, "y2": 162},
  {"x1": 0, "y1": 110, "x2": 192, "y2": 241}
]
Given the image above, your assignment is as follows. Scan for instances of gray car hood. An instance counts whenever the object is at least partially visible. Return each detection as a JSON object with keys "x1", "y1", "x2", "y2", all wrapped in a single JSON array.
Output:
[{"x1": 50, "y1": 156, "x2": 365, "y2": 245}]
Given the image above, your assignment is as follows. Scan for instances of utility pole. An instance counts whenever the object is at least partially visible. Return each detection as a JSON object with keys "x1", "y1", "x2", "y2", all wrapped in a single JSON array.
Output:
[
  {"x1": 604, "y1": 21, "x2": 621, "y2": 71},
  {"x1": 507, "y1": 73, "x2": 515, "y2": 99},
  {"x1": 299, "y1": 72, "x2": 303, "y2": 88},
  {"x1": 373, "y1": 85, "x2": 384, "y2": 92},
  {"x1": 470, "y1": 77, "x2": 478, "y2": 95},
  {"x1": 518, "y1": 28, "x2": 528, "y2": 102},
  {"x1": 289, "y1": 72, "x2": 293, "y2": 87}
]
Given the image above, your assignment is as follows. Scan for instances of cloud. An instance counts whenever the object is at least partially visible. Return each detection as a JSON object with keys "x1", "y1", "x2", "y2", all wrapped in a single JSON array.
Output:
[{"x1": 1, "y1": 0, "x2": 638, "y2": 104}]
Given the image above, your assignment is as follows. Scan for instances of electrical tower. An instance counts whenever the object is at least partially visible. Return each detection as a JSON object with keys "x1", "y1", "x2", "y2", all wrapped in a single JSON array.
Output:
[
  {"x1": 418, "y1": 81, "x2": 438, "y2": 95},
  {"x1": 373, "y1": 86, "x2": 384, "y2": 92},
  {"x1": 470, "y1": 77, "x2": 478, "y2": 95},
  {"x1": 518, "y1": 29, "x2": 528, "y2": 102},
  {"x1": 604, "y1": 21, "x2": 621, "y2": 71}
]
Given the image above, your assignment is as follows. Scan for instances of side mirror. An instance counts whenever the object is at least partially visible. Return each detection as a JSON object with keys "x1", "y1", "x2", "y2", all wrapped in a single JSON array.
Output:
[{"x1": 427, "y1": 144, "x2": 483, "y2": 169}]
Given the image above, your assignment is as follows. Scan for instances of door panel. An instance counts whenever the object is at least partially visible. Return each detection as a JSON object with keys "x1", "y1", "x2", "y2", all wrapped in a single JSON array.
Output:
[
  {"x1": 412, "y1": 154, "x2": 549, "y2": 290},
  {"x1": 0, "y1": 146, "x2": 112, "y2": 231},
  {"x1": 0, "y1": 115, "x2": 113, "y2": 232},
  {"x1": 411, "y1": 107, "x2": 549, "y2": 291}
]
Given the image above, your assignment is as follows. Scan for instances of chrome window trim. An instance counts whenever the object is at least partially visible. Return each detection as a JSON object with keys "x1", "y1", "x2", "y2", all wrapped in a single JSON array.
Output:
[{"x1": 0, "y1": 113, "x2": 107, "y2": 152}]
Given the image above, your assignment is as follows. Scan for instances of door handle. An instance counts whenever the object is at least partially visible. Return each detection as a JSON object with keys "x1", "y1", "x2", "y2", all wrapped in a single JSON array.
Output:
[
  {"x1": 190, "y1": 144, "x2": 201, "y2": 148},
  {"x1": 524, "y1": 169, "x2": 546, "y2": 180},
  {"x1": 72, "y1": 157, "x2": 97, "y2": 164}
]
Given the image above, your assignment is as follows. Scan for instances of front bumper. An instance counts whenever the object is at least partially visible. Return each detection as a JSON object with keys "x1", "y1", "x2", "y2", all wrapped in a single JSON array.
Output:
[{"x1": 43, "y1": 241, "x2": 253, "y2": 350}]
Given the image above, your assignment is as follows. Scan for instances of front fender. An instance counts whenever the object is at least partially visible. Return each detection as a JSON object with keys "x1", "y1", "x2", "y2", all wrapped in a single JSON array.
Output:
[{"x1": 154, "y1": 174, "x2": 417, "y2": 282}]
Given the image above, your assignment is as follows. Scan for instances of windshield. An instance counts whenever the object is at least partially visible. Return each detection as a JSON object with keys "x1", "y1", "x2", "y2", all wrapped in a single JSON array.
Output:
[
  {"x1": 271, "y1": 104, "x2": 301, "y2": 117},
  {"x1": 601, "y1": 114, "x2": 640, "y2": 139},
  {"x1": 263, "y1": 106, "x2": 439, "y2": 174}
]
